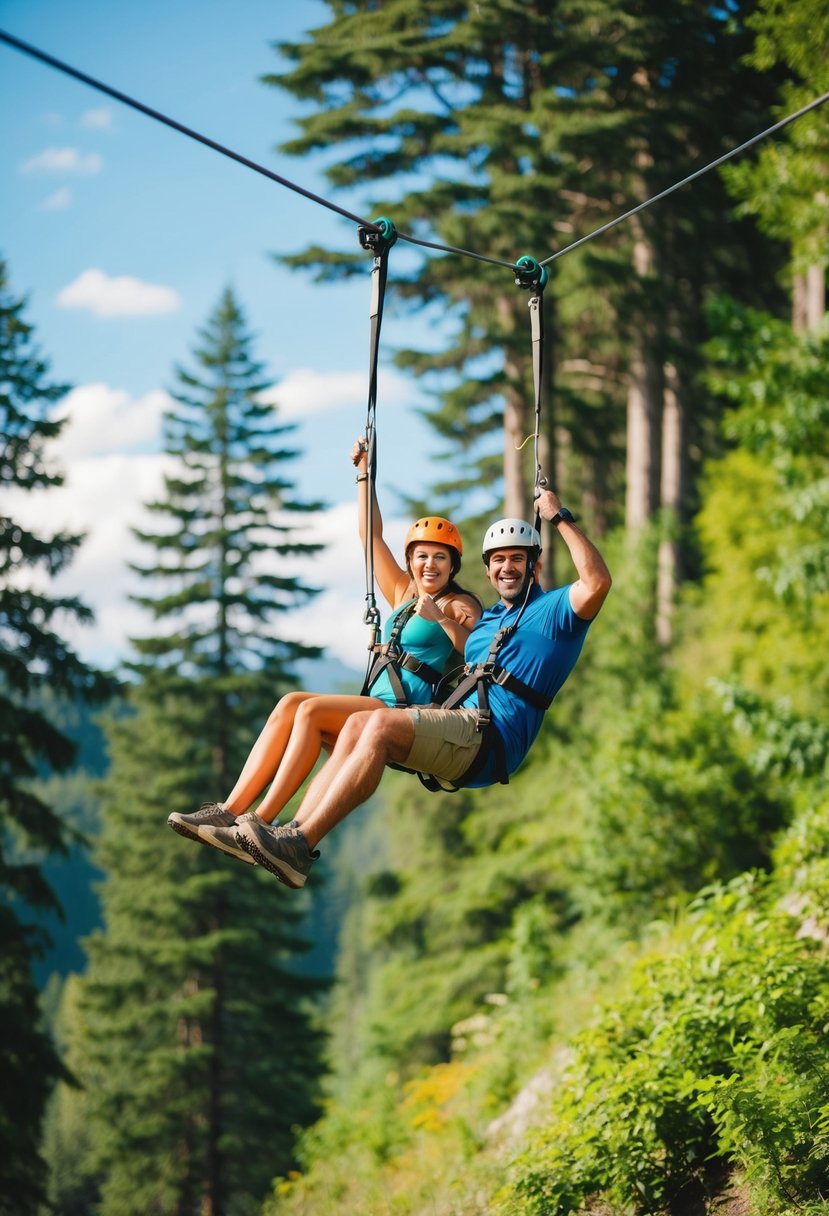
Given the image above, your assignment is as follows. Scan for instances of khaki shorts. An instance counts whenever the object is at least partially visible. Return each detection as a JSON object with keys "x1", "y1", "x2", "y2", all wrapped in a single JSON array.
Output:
[{"x1": 403, "y1": 706, "x2": 483, "y2": 785}]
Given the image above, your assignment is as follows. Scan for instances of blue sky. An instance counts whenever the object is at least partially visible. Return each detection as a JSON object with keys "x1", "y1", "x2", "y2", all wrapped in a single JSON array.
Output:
[{"x1": 1, "y1": 0, "x2": 447, "y2": 672}]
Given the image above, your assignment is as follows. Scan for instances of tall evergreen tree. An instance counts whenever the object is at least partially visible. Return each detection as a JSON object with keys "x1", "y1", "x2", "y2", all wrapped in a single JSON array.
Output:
[
  {"x1": 58, "y1": 288, "x2": 326, "y2": 1216},
  {"x1": 267, "y1": 0, "x2": 779, "y2": 565},
  {"x1": 130, "y1": 285, "x2": 323, "y2": 709},
  {"x1": 0, "y1": 256, "x2": 111, "y2": 1215}
]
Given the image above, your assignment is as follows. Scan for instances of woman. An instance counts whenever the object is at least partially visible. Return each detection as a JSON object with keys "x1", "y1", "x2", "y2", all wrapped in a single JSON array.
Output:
[{"x1": 168, "y1": 437, "x2": 481, "y2": 863}]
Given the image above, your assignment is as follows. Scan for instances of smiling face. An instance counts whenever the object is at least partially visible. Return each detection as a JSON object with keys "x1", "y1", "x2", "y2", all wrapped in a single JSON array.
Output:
[
  {"x1": 408, "y1": 542, "x2": 454, "y2": 596},
  {"x1": 485, "y1": 547, "x2": 532, "y2": 605}
]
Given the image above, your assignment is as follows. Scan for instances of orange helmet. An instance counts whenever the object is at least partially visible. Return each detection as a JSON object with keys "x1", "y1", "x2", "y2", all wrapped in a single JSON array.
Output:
[{"x1": 404, "y1": 516, "x2": 463, "y2": 558}]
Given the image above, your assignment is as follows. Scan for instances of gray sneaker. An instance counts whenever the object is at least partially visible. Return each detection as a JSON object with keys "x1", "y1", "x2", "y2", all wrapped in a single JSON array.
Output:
[
  {"x1": 167, "y1": 802, "x2": 246, "y2": 849},
  {"x1": 236, "y1": 818, "x2": 319, "y2": 889},
  {"x1": 198, "y1": 809, "x2": 261, "y2": 866}
]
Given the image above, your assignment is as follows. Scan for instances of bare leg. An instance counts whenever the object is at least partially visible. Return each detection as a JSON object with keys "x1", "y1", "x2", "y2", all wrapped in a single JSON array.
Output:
[
  {"x1": 223, "y1": 691, "x2": 317, "y2": 813},
  {"x1": 252, "y1": 694, "x2": 385, "y2": 823},
  {"x1": 294, "y1": 708, "x2": 416, "y2": 849}
]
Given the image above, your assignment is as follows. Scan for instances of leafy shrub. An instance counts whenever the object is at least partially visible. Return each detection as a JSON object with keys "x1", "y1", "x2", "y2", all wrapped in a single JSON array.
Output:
[
  {"x1": 499, "y1": 825, "x2": 829, "y2": 1216},
  {"x1": 578, "y1": 691, "x2": 790, "y2": 928}
]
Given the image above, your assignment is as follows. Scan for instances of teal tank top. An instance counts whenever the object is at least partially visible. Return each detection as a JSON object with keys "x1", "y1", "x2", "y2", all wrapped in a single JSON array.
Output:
[{"x1": 368, "y1": 599, "x2": 460, "y2": 706}]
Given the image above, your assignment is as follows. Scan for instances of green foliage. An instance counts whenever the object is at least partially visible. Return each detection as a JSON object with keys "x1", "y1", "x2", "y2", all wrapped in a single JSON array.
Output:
[
  {"x1": 721, "y1": 0, "x2": 829, "y2": 272},
  {"x1": 578, "y1": 687, "x2": 793, "y2": 928},
  {"x1": 705, "y1": 298, "x2": 829, "y2": 598},
  {"x1": 679, "y1": 300, "x2": 829, "y2": 712},
  {"x1": 501, "y1": 825, "x2": 829, "y2": 1215},
  {"x1": 0, "y1": 907, "x2": 68, "y2": 1216}
]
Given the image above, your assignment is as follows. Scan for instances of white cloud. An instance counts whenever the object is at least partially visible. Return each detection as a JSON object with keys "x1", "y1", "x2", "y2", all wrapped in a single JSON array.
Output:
[
  {"x1": 56, "y1": 269, "x2": 181, "y2": 318},
  {"x1": 81, "y1": 108, "x2": 113, "y2": 129},
  {"x1": 40, "y1": 186, "x2": 73, "y2": 211},
  {"x1": 265, "y1": 502, "x2": 410, "y2": 669},
  {"x1": 3, "y1": 386, "x2": 410, "y2": 671},
  {"x1": 261, "y1": 367, "x2": 411, "y2": 420},
  {"x1": 56, "y1": 384, "x2": 172, "y2": 459},
  {"x1": 22, "y1": 146, "x2": 103, "y2": 175},
  {"x1": 4, "y1": 447, "x2": 174, "y2": 668}
]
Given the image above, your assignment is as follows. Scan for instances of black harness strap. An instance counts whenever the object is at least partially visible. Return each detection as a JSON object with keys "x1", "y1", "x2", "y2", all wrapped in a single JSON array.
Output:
[
  {"x1": 414, "y1": 617, "x2": 553, "y2": 793},
  {"x1": 441, "y1": 630, "x2": 553, "y2": 719},
  {"x1": 361, "y1": 599, "x2": 413, "y2": 705},
  {"x1": 514, "y1": 254, "x2": 549, "y2": 514},
  {"x1": 357, "y1": 218, "x2": 397, "y2": 689},
  {"x1": 362, "y1": 599, "x2": 450, "y2": 706}
]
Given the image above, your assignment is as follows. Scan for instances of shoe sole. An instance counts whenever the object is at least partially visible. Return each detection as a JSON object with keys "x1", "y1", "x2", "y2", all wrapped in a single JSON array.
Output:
[
  {"x1": 167, "y1": 814, "x2": 255, "y2": 865},
  {"x1": 198, "y1": 825, "x2": 255, "y2": 866},
  {"x1": 167, "y1": 815, "x2": 202, "y2": 844},
  {"x1": 237, "y1": 832, "x2": 306, "y2": 888}
]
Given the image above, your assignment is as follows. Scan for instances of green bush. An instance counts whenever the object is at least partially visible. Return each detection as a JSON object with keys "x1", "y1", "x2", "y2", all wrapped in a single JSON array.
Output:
[
  {"x1": 499, "y1": 826, "x2": 829, "y2": 1216},
  {"x1": 578, "y1": 692, "x2": 790, "y2": 928}
]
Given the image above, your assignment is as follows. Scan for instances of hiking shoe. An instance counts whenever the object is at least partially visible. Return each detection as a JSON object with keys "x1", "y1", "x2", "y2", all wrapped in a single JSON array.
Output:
[
  {"x1": 236, "y1": 819, "x2": 319, "y2": 889},
  {"x1": 198, "y1": 810, "x2": 261, "y2": 866},
  {"x1": 164, "y1": 807, "x2": 249, "y2": 865}
]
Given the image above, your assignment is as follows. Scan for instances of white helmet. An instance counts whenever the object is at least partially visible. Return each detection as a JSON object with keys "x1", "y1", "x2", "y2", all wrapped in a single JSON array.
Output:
[{"x1": 482, "y1": 518, "x2": 541, "y2": 563}]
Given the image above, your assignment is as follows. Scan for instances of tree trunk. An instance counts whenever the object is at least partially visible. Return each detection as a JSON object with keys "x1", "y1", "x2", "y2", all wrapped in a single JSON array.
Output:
[
  {"x1": 793, "y1": 271, "x2": 807, "y2": 334},
  {"x1": 792, "y1": 263, "x2": 825, "y2": 334},
  {"x1": 625, "y1": 326, "x2": 662, "y2": 531},
  {"x1": 625, "y1": 224, "x2": 662, "y2": 532},
  {"x1": 806, "y1": 262, "x2": 825, "y2": 329},
  {"x1": 656, "y1": 361, "x2": 684, "y2": 648}
]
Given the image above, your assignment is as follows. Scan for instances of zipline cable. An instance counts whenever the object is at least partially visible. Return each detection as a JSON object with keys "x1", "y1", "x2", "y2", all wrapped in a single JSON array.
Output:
[
  {"x1": 3, "y1": 29, "x2": 827, "y2": 275},
  {"x1": 0, "y1": 28, "x2": 381, "y2": 233},
  {"x1": 0, "y1": 28, "x2": 516, "y2": 272},
  {"x1": 396, "y1": 230, "x2": 516, "y2": 271},
  {"x1": 541, "y1": 88, "x2": 829, "y2": 267}
]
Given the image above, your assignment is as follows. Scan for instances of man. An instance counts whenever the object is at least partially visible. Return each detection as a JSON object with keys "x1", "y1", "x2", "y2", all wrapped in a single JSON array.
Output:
[{"x1": 203, "y1": 489, "x2": 611, "y2": 888}]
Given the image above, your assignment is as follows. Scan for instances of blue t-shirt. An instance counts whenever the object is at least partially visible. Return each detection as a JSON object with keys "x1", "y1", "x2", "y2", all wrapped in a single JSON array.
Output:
[
  {"x1": 461, "y1": 584, "x2": 591, "y2": 786},
  {"x1": 369, "y1": 599, "x2": 461, "y2": 707}
]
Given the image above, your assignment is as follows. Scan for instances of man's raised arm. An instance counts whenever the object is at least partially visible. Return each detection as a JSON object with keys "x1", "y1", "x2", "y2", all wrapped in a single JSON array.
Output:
[{"x1": 534, "y1": 489, "x2": 612, "y2": 620}]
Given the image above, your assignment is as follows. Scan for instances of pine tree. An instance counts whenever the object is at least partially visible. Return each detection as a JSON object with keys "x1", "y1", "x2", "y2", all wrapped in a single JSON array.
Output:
[
  {"x1": 57, "y1": 288, "x2": 327, "y2": 1216},
  {"x1": 130, "y1": 286, "x2": 323, "y2": 705},
  {"x1": 0, "y1": 256, "x2": 111, "y2": 1214}
]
